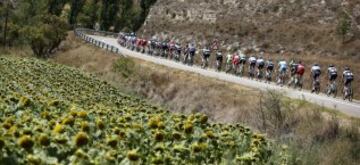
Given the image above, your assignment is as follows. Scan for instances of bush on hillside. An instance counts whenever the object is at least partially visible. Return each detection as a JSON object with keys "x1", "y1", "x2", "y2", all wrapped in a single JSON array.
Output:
[{"x1": 23, "y1": 15, "x2": 68, "y2": 58}]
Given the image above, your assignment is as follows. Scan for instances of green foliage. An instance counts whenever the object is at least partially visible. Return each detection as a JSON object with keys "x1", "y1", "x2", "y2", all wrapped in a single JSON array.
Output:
[
  {"x1": 337, "y1": 12, "x2": 352, "y2": 43},
  {"x1": 68, "y1": 0, "x2": 85, "y2": 26},
  {"x1": 24, "y1": 15, "x2": 68, "y2": 58},
  {"x1": 113, "y1": 58, "x2": 136, "y2": 78},
  {"x1": 99, "y1": 0, "x2": 120, "y2": 31},
  {"x1": 77, "y1": 0, "x2": 99, "y2": 29},
  {"x1": 0, "y1": 57, "x2": 277, "y2": 164},
  {"x1": 48, "y1": 0, "x2": 67, "y2": 16}
]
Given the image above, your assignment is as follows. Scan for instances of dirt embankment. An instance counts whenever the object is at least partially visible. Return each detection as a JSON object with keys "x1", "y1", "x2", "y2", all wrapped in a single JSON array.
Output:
[
  {"x1": 51, "y1": 33, "x2": 360, "y2": 164},
  {"x1": 141, "y1": 0, "x2": 360, "y2": 57}
]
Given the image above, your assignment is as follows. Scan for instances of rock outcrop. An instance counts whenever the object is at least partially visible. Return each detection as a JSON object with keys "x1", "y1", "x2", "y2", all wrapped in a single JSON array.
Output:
[{"x1": 140, "y1": 0, "x2": 360, "y2": 56}]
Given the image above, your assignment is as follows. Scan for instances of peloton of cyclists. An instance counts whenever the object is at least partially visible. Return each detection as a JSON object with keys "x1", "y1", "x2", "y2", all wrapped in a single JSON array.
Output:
[{"x1": 117, "y1": 35, "x2": 355, "y2": 99}]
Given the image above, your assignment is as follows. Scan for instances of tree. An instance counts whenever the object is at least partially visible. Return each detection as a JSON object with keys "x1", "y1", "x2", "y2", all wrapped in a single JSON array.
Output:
[
  {"x1": 69, "y1": 0, "x2": 85, "y2": 26},
  {"x1": 337, "y1": 11, "x2": 352, "y2": 44},
  {"x1": 100, "y1": 0, "x2": 120, "y2": 31},
  {"x1": 48, "y1": 0, "x2": 67, "y2": 16},
  {"x1": 24, "y1": 15, "x2": 68, "y2": 58},
  {"x1": 0, "y1": 0, "x2": 16, "y2": 47},
  {"x1": 77, "y1": 0, "x2": 100, "y2": 29}
]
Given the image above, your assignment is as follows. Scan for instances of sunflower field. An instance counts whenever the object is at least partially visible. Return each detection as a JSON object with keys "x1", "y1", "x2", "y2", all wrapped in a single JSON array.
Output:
[{"x1": 0, "y1": 57, "x2": 277, "y2": 164}]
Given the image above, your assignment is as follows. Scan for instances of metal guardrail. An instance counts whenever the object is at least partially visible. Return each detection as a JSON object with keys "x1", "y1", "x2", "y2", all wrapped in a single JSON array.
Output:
[{"x1": 75, "y1": 28, "x2": 121, "y2": 54}]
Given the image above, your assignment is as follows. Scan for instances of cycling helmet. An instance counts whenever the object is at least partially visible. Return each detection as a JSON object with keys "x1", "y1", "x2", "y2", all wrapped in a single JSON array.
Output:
[
  {"x1": 314, "y1": 63, "x2": 319, "y2": 66},
  {"x1": 344, "y1": 66, "x2": 350, "y2": 70},
  {"x1": 329, "y1": 64, "x2": 334, "y2": 67}
]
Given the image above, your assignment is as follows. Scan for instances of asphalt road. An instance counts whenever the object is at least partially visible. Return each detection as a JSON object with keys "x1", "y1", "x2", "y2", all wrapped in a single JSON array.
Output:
[{"x1": 85, "y1": 34, "x2": 360, "y2": 117}]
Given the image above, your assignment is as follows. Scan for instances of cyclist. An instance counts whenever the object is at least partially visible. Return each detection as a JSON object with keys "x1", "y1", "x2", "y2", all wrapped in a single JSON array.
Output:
[
  {"x1": 239, "y1": 50, "x2": 247, "y2": 76},
  {"x1": 288, "y1": 59, "x2": 298, "y2": 86},
  {"x1": 201, "y1": 46, "x2": 211, "y2": 68},
  {"x1": 161, "y1": 40, "x2": 168, "y2": 57},
  {"x1": 168, "y1": 40, "x2": 176, "y2": 59},
  {"x1": 277, "y1": 59, "x2": 287, "y2": 86},
  {"x1": 295, "y1": 61, "x2": 305, "y2": 89},
  {"x1": 183, "y1": 44, "x2": 189, "y2": 64},
  {"x1": 327, "y1": 64, "x2": 338, "y2": 84},
  {"x1": 342, "y1": 67, "x2": 354, "y2": 99},
  {"x1": 248, "y1": 55, "x2": 257, "y2": 78},
  {"x1": 215, "y1": 50, "x2": 223, "y2": 71},
  {"x1": 310, "y1": 64, "x2": 321, "y2": 93},
  {"x1": 256, "y1": 56, "x2": 265, "y2": 80},
  {"x1": 174, "y1": 42, "x2": 182, "y2": 61},
  {"x1": 225, "y1": 52, "x2": 233, "y2": 73},
  {"x1": 232, "y1": 52, "x2": 241, "y2": 74},
  {"x1": 265, "y1": 59, "x2": 274, "y2": 83},
  {"x1": 188, "y1": 43, "x2": 196, "y2": 66}
]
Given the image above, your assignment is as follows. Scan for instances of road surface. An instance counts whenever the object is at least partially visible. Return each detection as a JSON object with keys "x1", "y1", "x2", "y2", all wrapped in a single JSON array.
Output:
[{"x1": 82, "y1": 33, "x2": 360, "y2": 117}]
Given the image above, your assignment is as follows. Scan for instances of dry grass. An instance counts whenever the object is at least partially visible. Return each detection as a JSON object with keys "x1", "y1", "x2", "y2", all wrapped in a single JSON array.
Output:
[{"x1": 49, "y1": 33, "x2": 360, "y2": 164}]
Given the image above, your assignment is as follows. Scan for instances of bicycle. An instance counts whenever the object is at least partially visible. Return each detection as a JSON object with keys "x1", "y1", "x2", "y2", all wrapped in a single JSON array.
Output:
[
  {"x1": 294, "y1": 75, "x2": 303, "y2": 90},
  {"x1": 201, "y1": 55, "x2": 210, "y2": 69},
  {"x1": 265, "y1": 70, "x2": 273, "y2": 83},
  {"x1": 343, "y1": 84, "x2": 353, "y2": 102},
  {"x1": 249, "y1": 66, "x2": 256, "y2": 79},
  {"x1": 326, "y1": 81, "x2": 337, "y2": 98},
  {"x1": 257, "y1": 69, "x2": 264, "y2": 81},
  {"x1": 277, "y1": 71, "x2": 286, "y2": 86},
  {"x1": 312, "y1": 78, "x2": 321, "y2": 94},
  {"x1": 238, "y1": 63, "x2": 245, "y2": 76},
  {"x1": 215, "y1": 60, "x2": 222, "y2": 72}
]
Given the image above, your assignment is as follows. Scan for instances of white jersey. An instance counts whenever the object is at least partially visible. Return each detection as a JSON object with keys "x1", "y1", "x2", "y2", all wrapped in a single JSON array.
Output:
[
  {"x1": 311, "y1": 66, "x2": 321, "y2": 73},
  {"x1": 328, "y1": 67, "x2": 337, "y2": 75},
  {"x1": 256, "y1": 59, "x2": 265, "y2": 65},
  {"x1": 249, "y1": 57, "x2": 256, "y2": 63},
  {"x1": 278, "y1": 61, "x2": 287, "y2": 68}
]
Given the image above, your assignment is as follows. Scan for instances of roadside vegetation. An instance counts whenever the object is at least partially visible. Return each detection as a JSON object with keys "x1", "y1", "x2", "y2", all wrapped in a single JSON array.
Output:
[
  {"x1": 0, "y1": 0, "x2": 156, "y2": 57},
  {"x1": 50, "y1": 33, "x2": 360, "y2": 165},
  {"x1": 0, "y1": 56, "x2": 279, "y2": 164}
]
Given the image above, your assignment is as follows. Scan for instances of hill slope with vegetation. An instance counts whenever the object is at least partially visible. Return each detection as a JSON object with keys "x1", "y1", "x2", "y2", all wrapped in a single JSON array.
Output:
[
  {"x1": 0, "y1": 56, "x2": 278, "y2": 164},
  {"x1": 141, "y1": 0, "x2": 360, "y2": 57}
]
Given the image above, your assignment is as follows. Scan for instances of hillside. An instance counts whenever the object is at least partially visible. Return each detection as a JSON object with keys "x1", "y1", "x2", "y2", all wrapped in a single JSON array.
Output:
[
  {"x1": 141, "y1": 0, "x2": 360, "y2": 57},
  {"x1": 0, "y1": 57, "x2": 276, "y2": 164},
  {"x1": 51, "y1": 33, "x2": 360, "y2": 165}
]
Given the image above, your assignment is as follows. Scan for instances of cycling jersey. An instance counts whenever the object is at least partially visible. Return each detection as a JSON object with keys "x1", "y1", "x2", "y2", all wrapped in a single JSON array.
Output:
[
  {"x1": 328, "y1": 67, "x2": 337, "y2": 75},
  {"x1": 249, "y1": 57, "x2": 257, "y2": 65},
  {"x1": 226, "y1": 54, "x2": 232, "y2": 64},
  {"x1": 328, "y1": 67, "x2": 337, "y2": 81},
  {"x1": 343, "y1": 71, "x2": 354, "y2": 82},
  {"x1": 311, "y1": 66, "x2": 321, "y2": 75},
  {"x1": 296, "y1": 64, "x2": 305, "y2": 75},
  {"x1": 233, "y1": 54, "x2": 240, "y2": 65},
  {"x1": 216, "y1": 52, "x2": 223, "y2": 61},
  {"x1": 267, "y1": 61, "x2": 274, "y2": 71},
  {"x1": 257, "y1": 59, "x2": 265, "y2": 69},
  {"x1": 311, "y1": 65, "x2": 321, "y2": 80},
  {"x1": 290, "y1": 64, "x2": 298, "y2": 75},
  {"x1": 203, "y1": 48, "x2": 211, "y2": 57},
  {"x1": 189, "y1": 44, "x2": 196, "y2": 54},
  {"x1": 278, "y1": 61, "x2": 287, "y2": 72},
  {"x1": 175, "y1": 44, "x2": 181, "y2": 50}
]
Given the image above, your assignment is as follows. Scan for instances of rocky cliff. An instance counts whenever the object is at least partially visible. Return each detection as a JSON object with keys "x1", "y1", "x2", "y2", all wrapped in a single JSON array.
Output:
[{"x1": 140, "y1": 0, "x2": 360, "y2": 56}]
